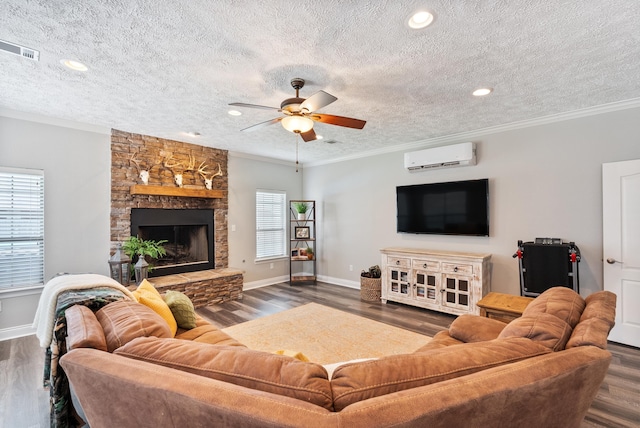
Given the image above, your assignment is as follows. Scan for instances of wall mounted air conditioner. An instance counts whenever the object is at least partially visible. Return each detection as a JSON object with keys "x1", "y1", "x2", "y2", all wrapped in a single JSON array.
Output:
[{"x1": 404, "y1": 142, "x2": 476, "y2": 171}]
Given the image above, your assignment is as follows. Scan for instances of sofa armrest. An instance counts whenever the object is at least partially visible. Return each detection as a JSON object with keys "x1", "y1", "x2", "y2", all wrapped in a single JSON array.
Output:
[
  {"x1": 449, "y1": 314, "x2": 507, "y2": 343},
  {"x1": 65, "y1": 305, "x2": 108, "y2": 351}
]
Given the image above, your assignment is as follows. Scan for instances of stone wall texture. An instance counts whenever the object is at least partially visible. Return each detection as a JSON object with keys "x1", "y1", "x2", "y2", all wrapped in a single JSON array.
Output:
[{"x1": 110, "y1": 129, "x2": 229, "y2": 269}]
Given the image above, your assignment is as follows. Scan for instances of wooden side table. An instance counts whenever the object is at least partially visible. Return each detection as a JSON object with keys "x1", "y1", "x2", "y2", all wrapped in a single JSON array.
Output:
[{"x1": 476, "y1": 292, "x2": 535, "y2": 324}]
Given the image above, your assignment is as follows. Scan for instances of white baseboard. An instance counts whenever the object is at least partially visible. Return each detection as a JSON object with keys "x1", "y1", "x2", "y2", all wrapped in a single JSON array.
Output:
[
  {"x1": 317, "y1": 275, "x2": 360, "y2": 289},
  {"x1": 243, "y1": 275, "x2": 360, "y2": 291},
  {"x1": 0, "y1": 324, "x2": 35, "y2": 341},
  {"x1": 243, "y1": 275, "x2": 291, "y2": 290}
]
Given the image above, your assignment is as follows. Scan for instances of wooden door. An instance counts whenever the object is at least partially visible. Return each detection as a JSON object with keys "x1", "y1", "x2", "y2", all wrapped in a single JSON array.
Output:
[{"x1": 603, "y1": 159, "x2": 640, "y2": 348}]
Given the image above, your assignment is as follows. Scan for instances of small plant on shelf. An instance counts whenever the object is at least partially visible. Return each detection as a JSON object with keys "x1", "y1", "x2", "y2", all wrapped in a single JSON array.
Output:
[
  {"x1": 306, "y1": 246, "x2": 314, "y2": 260},
  {"x1": 292, "y1": 201, "x2": 309, "y2": 214}
]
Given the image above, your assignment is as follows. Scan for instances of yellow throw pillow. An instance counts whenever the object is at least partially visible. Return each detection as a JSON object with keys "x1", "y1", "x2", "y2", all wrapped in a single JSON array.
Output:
[
  {"x1": 132, "y1": 279, "x2": 177, "y2": 336},
  {"x1": 274, "y1": 349, "x2": 310, "y2": 362}
]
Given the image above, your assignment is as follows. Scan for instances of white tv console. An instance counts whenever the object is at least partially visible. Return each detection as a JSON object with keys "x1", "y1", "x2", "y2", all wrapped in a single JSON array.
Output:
[{"x1": 380, "y1": 248, "x2": 491, "y2": 316}]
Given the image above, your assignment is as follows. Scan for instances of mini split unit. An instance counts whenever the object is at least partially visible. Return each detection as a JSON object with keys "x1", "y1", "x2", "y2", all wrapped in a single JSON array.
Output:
[
  {"x1": 404, "y1": 142, "x2": 476, "y2": 171},
  {"x1": 0, "y1": 40, "x2": 40, "y2": 61}
]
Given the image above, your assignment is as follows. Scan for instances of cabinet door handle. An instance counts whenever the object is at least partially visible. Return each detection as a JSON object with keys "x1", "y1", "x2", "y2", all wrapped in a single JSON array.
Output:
[
  {"x1": 423, "y1": 264, "x2": 427, "y2": 268},
  {"x1": 396, "y1": 260, "x2": 400, "y2": 265},
  {"x1": 454, "y1": 267, "x2": 458, "y2": 272}
]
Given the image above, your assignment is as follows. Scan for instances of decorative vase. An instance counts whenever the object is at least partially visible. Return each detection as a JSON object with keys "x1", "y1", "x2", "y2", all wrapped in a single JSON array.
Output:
[{"x1": 298, "y1": 213, "x2": 306, "y2": 220}]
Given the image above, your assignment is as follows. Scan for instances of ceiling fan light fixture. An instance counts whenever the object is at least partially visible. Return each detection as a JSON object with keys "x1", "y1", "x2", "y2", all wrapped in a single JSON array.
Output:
[
  {"x1": 281, "y1": 115, "x2": 314, "y2": 133},
  {"x1": 408, "y1": 11, "x2": 434, "y2": 29}
]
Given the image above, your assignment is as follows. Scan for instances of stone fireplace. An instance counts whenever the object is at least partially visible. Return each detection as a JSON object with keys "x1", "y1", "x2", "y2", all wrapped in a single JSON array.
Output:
[{"x1": 110, "y1": 130, "x2": 242, "y2": 306}]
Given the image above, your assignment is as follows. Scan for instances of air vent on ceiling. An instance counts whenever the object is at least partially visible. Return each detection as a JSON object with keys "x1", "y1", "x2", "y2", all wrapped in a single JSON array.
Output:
[{"x1": 0, "y1": 40, "x2": 40, "y2": 61}]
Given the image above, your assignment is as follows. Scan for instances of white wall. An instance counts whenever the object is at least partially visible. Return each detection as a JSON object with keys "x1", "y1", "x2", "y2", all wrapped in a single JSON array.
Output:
[
  {"x1": 2, "y1": 105, "x2": 638, "y2": 335},
  {"x1": 303, "y1": 106, "x2": 640, "y2": 296},
  {"x1": 228, "y1": 154, "x2": 302, "y2": 286},
  {"x1": 0, "y1": 114, "x2": 111, "y2": 334},
  {"x1": 0, "y1": 113, "x2": 300, "y2": 335}
]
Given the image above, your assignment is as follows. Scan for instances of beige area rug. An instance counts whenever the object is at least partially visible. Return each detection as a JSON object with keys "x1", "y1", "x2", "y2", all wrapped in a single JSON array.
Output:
[{"x1": 221, "y1": 303, "x2": 431, "y2": 365}]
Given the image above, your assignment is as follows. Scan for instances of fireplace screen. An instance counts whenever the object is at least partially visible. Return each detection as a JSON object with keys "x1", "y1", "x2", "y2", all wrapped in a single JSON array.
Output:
[
  {"x1": 138, "y1": 225, "x2": 208, "y2": 268},
  {"x1": 131, "y1": 209, "x2": 214, "y2": 276}
]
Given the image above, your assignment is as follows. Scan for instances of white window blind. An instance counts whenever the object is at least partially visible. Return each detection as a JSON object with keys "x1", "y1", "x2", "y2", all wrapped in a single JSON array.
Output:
[
  {"x1": 256, "y1": 190, "x2": 286, "y2": 260},
  {"x1": 0, "y1": 167, "x2": 45, "y2": 290}
]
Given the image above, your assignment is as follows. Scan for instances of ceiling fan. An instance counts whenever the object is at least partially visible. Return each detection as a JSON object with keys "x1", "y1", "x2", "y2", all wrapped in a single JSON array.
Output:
[{"x1": 229, "y1": 78, "x2": 366, "y2": 142}]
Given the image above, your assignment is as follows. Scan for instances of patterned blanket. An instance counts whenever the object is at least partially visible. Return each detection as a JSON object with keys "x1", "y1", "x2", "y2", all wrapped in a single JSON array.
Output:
[{"x1": 44, "y1": 287, "x2": 127, "y2": 428}]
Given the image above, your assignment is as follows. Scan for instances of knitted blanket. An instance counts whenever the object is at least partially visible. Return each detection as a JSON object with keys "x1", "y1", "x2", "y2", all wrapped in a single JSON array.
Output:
[{"x1": 33, "y1": 273, "x2": 136, "y2": 347}]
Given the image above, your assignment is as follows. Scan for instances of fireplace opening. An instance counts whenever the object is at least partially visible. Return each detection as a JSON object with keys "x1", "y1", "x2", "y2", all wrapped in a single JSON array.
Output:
[{"x1": 131, "y1": 208, "x2": 214, "y2": 277}]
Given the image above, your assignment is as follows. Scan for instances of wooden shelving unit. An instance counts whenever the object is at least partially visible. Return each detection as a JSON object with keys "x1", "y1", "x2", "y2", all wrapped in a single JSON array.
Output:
[
  {"x1": 289, "y1": 200, "x2": 316, "y2": 285},
  {"x1": 130, "y1": 185, "x2": 223, "y2": 199}
]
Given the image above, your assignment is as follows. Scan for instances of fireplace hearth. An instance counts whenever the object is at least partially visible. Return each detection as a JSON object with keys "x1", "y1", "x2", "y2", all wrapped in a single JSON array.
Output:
[{"x1": 130, "y1": 208, "x2": 214, "y2": 277}]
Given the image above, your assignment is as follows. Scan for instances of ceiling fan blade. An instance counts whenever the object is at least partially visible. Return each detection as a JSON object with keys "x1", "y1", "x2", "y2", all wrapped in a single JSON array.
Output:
[
  {"x1": 300, "y1": 129, "x2": 317, "y2": 142},
  {"x1": 229, "y1": 102, "x2": 280, "y2": 111},
  {"x1": 310, "y1": 114, "x2": 366, "y2": 129},
  {"x1": 240, "y1": 117, "x2": 282, "y2": 132},
  {"x1": 300, "y1": 91, "x2": 337, "y2": 112}
]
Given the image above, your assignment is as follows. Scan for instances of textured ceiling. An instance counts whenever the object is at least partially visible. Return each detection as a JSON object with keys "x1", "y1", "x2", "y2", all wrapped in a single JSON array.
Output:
[{"x1": 1, "y1": 1, "x2": 640, "y2": 164}]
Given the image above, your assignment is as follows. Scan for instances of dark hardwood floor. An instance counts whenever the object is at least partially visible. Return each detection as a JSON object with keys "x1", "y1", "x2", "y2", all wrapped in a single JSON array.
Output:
[{"x1": 1, "y1": 282, "x2": 638, "y2": 427}]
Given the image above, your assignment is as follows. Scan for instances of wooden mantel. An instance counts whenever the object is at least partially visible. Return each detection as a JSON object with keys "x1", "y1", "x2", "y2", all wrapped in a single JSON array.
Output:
[{"x1": 130, "y1": 184, "x2": 223, "y2": 199}]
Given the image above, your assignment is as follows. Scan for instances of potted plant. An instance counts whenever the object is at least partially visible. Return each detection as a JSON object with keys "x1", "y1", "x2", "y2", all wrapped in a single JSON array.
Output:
[
  {"x1": 360, "y1": 265, "x2": 382, "y2": 302},
  {"x1": 306, "y1": 246, "x2": 314, "y2": 260},
  {"x1": 122, "y1": 236, "x2": 168, "y2": 284},
  {"x1": 292, "y1": 201, "x2": 309, "y2": 220}
]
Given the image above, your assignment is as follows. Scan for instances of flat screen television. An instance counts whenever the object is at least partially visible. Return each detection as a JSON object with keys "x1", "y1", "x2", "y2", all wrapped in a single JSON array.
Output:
[{"x1": 396, "y1": 178, "x2": 489, "y2": 236}]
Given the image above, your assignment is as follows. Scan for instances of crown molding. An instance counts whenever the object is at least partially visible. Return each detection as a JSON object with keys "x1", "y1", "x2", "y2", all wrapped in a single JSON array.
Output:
[
  {"x1": 0, "y1": 107, "x2": 111, "y2": 135},
  {"x1": 229, "y1": 150, "x2": 297, "y2": 167},
  {"x1": 304, "y1": 97, "x2": 640, "y2": 168}
]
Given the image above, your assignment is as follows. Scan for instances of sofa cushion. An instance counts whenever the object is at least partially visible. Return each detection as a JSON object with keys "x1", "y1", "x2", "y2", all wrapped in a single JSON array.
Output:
[
  {"x1": 522, "y1": 287, "x2": 585, "y2": 328},
  {"x1": 132, "y1": 279, "x2": 178, "y2": 336},
  {"x1": 114, "y1": 336, "x2": 334, "y2": 410},
  {"x1": 164, "y1": 290, "x2": 197, "y2": 330},
  {"x1": 566, "y1": 291, "x2": 616, "y2": 349},
  {"x1": 413, "y1": 330, "x2": 463, "y2": 351},
  {"x1": 174, "y1": 320, "x2": 245, "y2": 347},
  {"x1": 65, "y1": 305, "x2": 108, "y2": 351},
  {"x1": 579, "y1": 291, "x2": 616, "y2": 325},
  {"x1": 498, "y1": 313, "x2": 572, "y2": 351},
  {"x1": 330, "y1": 337, "x2": 551, "y2": 411},
  {"x1": 96, "y1": 300, "x2": 172, "y2": 352},
  {"x1": 449, "y1": 314, "x2": 507, "y2": 343},
  {"x1": 565, "y1": 318, "x2": 612, "y2": 349}
]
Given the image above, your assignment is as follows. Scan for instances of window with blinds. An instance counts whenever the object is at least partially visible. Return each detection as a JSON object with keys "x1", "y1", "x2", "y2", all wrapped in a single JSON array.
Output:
[
  {"x1": 256, "y1": 190, "x2": 286, "y2": 260},
  {"x1": 0, "y1": 167, "x2": 45, "y2": 290}
]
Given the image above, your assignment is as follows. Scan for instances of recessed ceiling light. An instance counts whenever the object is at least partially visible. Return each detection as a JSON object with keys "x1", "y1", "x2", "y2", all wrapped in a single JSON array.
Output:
[
  {"x1": 408, "y1": 11, "x2": 434, "y2": 29},
  {"x1": 228, "y1": 110, "x2": 242, "y2": 116},
  {"x1": 473, "y1": 87, "x2": 493, "y2": 97},
  {"x1": 60, "y1": 59, "x2": 88, "y2": 71},
  {"x1": 186, "y1": 131, "x2": 201, "y2": 137}
]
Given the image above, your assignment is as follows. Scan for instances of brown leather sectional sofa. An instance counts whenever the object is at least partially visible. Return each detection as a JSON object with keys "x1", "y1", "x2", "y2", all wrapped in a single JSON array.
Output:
[{"x1": 60, "y1": 286, "x2": 616, "y2": 428}]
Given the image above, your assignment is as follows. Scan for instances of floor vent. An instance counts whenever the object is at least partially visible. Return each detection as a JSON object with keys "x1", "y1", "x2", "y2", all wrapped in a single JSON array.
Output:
[{"x1": 0, "y1": 40, "x2": 40, "y2": 61}]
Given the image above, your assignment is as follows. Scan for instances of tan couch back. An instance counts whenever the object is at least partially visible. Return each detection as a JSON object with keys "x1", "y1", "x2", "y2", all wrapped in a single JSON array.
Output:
[
  {"x1": 62, "y1": 286, "x2": 616, "y2": 426},
  {"x1": 60, "y1": 345, "x2": 611, "y2": 428}
]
